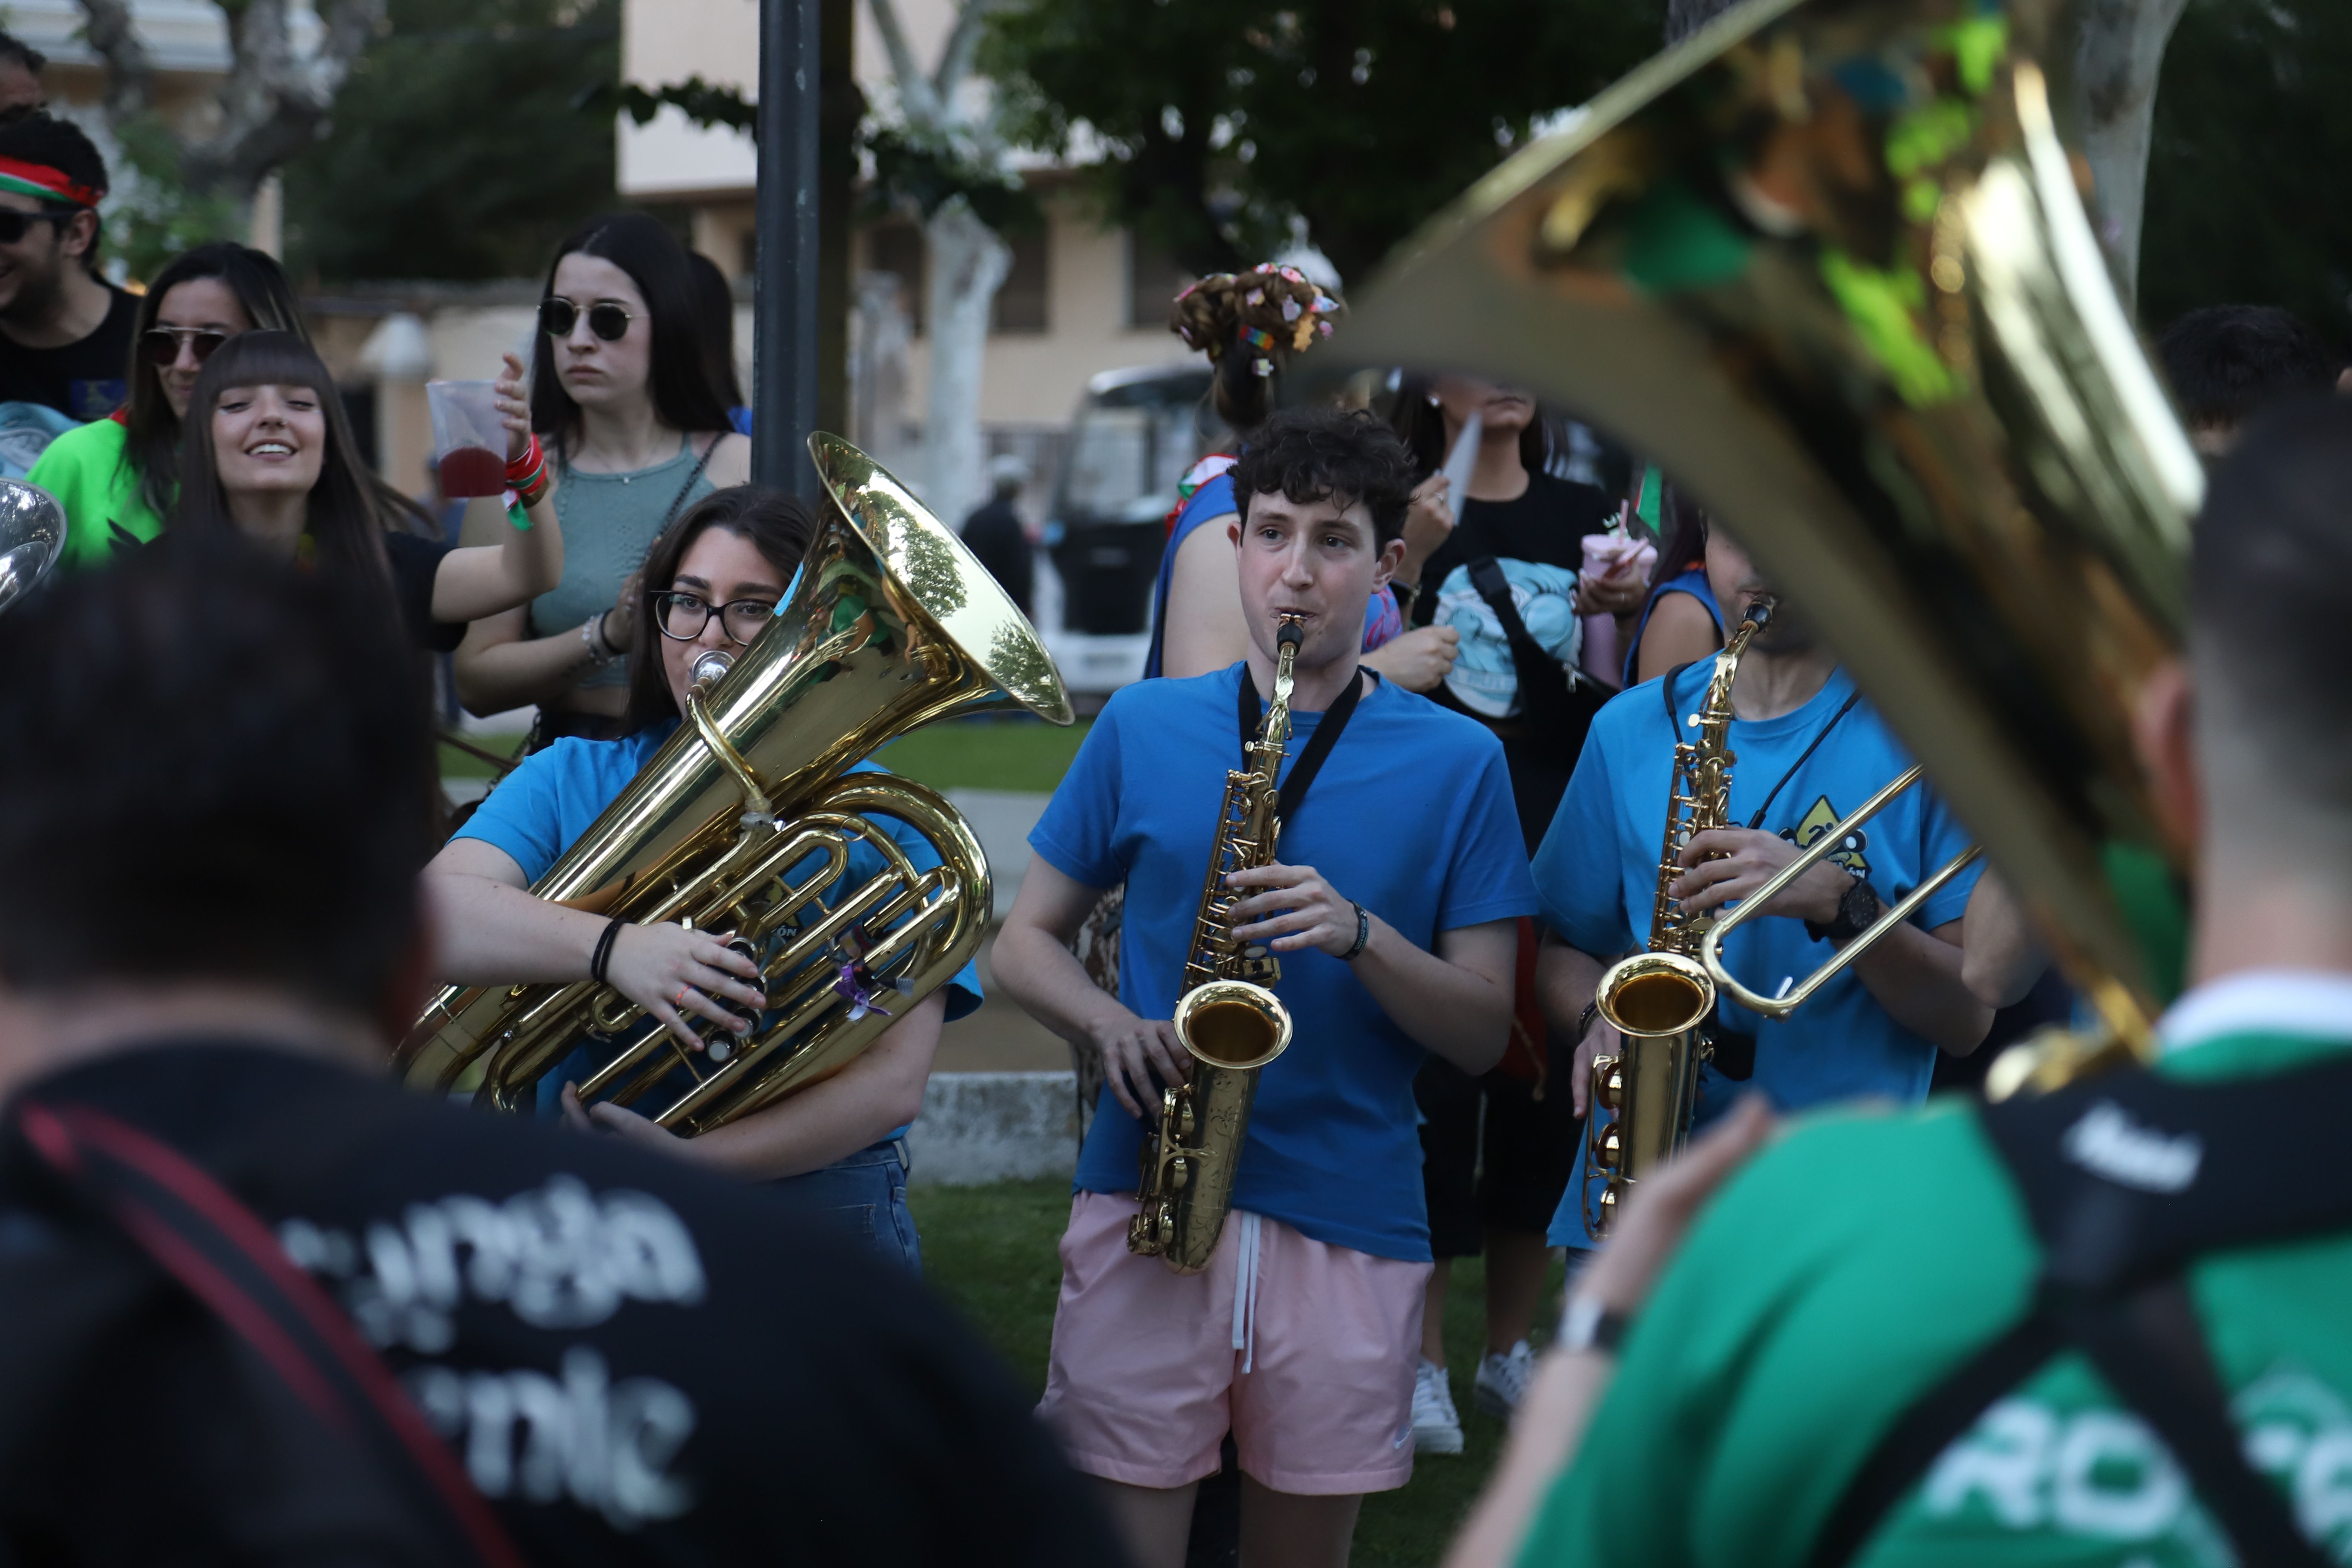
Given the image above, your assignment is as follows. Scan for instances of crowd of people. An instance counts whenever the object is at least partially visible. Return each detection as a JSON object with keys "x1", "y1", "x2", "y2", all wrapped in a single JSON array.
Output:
[{"x1": 2, "y1": 32, "x2": 2352, "y2": 1568}]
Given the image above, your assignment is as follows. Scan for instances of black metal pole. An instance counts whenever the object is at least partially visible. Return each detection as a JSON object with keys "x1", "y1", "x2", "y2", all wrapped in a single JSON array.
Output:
[{"x1": 753, "y1": 0, "x2": 821, "y2": 499}]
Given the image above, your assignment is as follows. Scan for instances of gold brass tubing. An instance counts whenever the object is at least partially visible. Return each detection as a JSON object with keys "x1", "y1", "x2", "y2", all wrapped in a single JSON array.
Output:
[{"x1": 1698, "y1": 766, "x2": 1985, "y2": 1020}]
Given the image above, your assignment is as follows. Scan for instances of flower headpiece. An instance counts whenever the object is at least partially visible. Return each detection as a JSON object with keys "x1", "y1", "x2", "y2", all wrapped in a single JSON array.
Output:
[{"x1": 1171, "y1": 262, "x2": 1344, "y2": 378}]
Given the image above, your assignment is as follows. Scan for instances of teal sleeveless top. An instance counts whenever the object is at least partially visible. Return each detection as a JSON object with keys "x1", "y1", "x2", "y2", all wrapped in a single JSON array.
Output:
[{"x1": 531, "y1": 435, "x2": 720, "y2": 689}]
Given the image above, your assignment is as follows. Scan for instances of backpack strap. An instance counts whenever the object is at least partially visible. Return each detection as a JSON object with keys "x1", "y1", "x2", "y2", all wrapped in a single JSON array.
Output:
[
  {"x1": 1809, "y1": 1050, "x2": 2352, "y2": 1568},
  {"x1": 12, "y1": 1098, "x2": 525, "y2": 1568}
]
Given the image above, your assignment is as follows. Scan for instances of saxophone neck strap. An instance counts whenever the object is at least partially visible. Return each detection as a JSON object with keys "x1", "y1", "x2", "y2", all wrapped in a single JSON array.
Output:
[
  {"x1": 1238, "y1": 662, "x2": 1367, "y2": 828},
  {"x1": 1809, "y1": 1050, "x2": 2352, "y2": 1568},
  {"x1": 1658, "y1": 660, "x2": 1862, "y2": 832}
]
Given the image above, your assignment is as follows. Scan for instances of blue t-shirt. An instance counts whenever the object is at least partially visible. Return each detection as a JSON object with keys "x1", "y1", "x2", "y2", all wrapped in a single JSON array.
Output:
[
  {"x1": 454, "y1": 721, "x2": 983, "y2": 1130},
  {"x1": 1029, "y1": 664, "x2": 1537, "y2": 1262},
  {"x1": 1537, "y1": 662, "x2": 1982, "y2": 1246}
]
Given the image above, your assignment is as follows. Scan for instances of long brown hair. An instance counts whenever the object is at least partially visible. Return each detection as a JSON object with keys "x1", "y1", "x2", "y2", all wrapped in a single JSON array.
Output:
[
  {"x1": 1387, "y1": 371, "x2": 1556, "y2": 478},
  {"x1": 624, "y1": 485, "x2": 820, "y2": 734},
  {"x1": 168, "y1": 331, "x2": 393, "y2": 597}
]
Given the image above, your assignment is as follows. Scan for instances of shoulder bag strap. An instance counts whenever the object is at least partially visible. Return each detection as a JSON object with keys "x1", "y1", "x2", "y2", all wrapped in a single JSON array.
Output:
[
  {"x1": 12, "y1": 1099, "x2": 525, "y2": 1568},
  {"x1": 1810, "y1": 1054, "x2": 2352, "y2": 1567}
]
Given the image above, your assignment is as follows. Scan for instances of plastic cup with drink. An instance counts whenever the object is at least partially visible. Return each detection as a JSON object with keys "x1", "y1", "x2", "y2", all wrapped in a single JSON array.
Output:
[{"x1": 427, "y1": 379, "x2": 507, "y2": 499}]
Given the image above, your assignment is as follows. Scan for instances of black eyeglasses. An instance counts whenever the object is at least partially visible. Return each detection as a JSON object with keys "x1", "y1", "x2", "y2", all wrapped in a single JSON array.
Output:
[
  {"x1": 0, "y1": 207, "x2": 71, "y2": 245},
  {"x1": 539, "y1": 297, "x2": 634, "y2": 342},
  {"x1": 141, "y1": 327, "x2": 231, "y2": 367},
  {"x1": 652, "y1": 590, "x2": 777, "y2": 646}
]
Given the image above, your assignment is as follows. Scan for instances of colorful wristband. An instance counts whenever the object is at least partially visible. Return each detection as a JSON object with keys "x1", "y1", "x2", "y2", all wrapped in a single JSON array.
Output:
[{"x1": 504, "y1": 433, "x2": 545, "y2": 485}]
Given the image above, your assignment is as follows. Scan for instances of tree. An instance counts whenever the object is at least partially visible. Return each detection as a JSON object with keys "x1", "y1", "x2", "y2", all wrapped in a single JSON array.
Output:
[
  {"x1": 75, "y1": 0, "x2": 386, "y2": 274},
  {"x1": 2072, "y1": 0, "x2": 2190, "y2": 311},
  {"x1": 865, "y1": 0, "x2": 1034, "y2": 536},
  {"x1": 281, "y1": 0, "x2": 620, "y2": 281},
  {"x1": 983, "y1": 0, "x2": 1662, "y2": 285},
  {"x1": 2138, "y1": 0, "x2": 2352, "y2": 345}
]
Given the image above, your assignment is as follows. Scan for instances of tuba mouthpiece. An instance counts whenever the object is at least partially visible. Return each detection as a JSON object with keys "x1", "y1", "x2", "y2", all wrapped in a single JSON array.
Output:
[{"x1": 690, "y1": 649, "x2": 735, "y2": 689}]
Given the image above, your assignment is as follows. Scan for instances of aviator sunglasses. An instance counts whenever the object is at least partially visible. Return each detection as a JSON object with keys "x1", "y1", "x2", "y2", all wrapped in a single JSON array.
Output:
[
  {"x1": 0, "y1": 207, "x2": 72, "y2": 245},
  {"x1": 141, "y1": 326, "x2": 230, "y2": 367},
  {"x1": 539, "y1": 297, "x2": 635, "y2": 343}
]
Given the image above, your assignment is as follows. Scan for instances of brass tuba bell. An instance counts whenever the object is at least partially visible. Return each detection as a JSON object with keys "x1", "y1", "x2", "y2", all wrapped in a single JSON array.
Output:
[
  {"x1": 397, "y1": 434, "x2": 1074, "y2": 1131},
  {"x1": 0, "y1": 478, "x2": 65, "y2": 615},
  {"x1": 1339, "y1": 0, "x2": 2197, "y2": 1079}
]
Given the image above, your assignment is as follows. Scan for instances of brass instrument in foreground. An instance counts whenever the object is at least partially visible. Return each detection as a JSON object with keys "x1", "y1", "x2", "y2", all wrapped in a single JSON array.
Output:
[
  {"x1": 1582, "y1": 600, "x2": 1769, "y2": 1239},
  {"x1": 397, "y1": 434, "x2": 1073, "y2": 1131},
  {"x1": 1341, "y1": 0, "x2": 2196, "y2": 1096},
  {"x1": 0, "y1": 478, "x2": 64, "y2": 614},
  {"x1": 1129, "y1": 618, "x2": 1302, "y2": 1273}
]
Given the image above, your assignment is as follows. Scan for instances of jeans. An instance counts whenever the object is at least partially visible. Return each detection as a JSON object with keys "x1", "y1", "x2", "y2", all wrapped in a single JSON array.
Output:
[{"x1": 776, "y1": 1138, "x2": 922, "y2": 1277}]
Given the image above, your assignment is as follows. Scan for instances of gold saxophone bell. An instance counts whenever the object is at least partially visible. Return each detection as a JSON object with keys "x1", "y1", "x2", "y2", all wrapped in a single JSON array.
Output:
[
  {"x1": 1341, "y1": 0, "x2": 2194, "y2": 1099},
  {"x1": 396, "y1": 434, "x2": 1073, "y2": 1132}
]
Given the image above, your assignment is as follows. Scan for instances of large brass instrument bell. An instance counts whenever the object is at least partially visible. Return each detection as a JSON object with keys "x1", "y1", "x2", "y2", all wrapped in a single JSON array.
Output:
[
  {"x1": 0, "y1": 478, "x2": 65, "y2": 615},
  {"x1": 397, "y1": 434, "x2": 1073, "y2": 1130},
  {"x1": 1340, "y1": 0, "x2": 2197, "y2": 1087}
]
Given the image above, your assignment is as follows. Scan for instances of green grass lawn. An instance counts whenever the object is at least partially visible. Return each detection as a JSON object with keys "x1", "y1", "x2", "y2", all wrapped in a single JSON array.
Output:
[
  {"x1": 876, "y1": 716, "x2": 1093, "y2": 795},
  {"x1": 439, "y1": 729, "x2": 529, "y2": 779},
  {"x1": 910, "y1": 1178, "x2": 1565, "y2": 1568}
]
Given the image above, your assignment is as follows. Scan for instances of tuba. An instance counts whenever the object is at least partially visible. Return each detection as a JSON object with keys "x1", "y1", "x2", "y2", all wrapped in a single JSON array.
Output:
[
  {"x1": 1127, "y1": 617, "x2": 1302, "y2": 1273},
  {"x1": 1581, "y1": 599, "x2": 1769, "y2": 1237},
  {"x1": 1338, "y1": 0, "x2": 2197, "y2": 1092},
  {"x1": 396, "y1": 434, "x2": 1073, "y2": 1130}
]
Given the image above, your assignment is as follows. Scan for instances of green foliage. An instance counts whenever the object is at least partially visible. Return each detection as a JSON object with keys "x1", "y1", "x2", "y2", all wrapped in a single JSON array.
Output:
[
  {"x1": 280, "y1": 0, "x2": 620, "y2": 282},
  {"x1": 108, "y1": 114, "x2": 240, "y2": 283},
  {"x1": 983, "y1": 0, "x2": 1663, "y2": 283},
  {"x1": 583, "y1": 75, "x2": 756, "y2": 133},
  {"x1": 2141, "y1": 0, "x2": 2352, "y2": 346},
  {"x1": 862, "y1": 121, "x2": 1040, "y2": 234}
]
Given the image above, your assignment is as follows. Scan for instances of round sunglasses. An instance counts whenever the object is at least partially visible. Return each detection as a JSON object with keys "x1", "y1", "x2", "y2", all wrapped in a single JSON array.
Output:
[
  {"x1": 141, "y1": 327, "x2": 230, "y2": 368},
  {"x1": 539, "y1": 297, "x2": 635, "y2": 342}
]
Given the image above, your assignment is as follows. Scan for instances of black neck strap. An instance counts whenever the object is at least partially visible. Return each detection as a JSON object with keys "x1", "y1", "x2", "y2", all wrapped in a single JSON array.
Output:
[
  {"x1": 1239, "y1": 662, "x2": 1367, "y2": 829},
  {"x1": 1658, "y1": 662, "x2": 1862, "y2": 832}
]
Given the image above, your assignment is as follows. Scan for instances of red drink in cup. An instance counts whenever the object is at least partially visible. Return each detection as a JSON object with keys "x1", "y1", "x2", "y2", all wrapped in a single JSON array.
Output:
[
  {"x1": 436, "y1": 445, "x2": 506, "y2": 498},
  {"x1": 426, "y1": 379, "x2": 508, "y2": 499}
]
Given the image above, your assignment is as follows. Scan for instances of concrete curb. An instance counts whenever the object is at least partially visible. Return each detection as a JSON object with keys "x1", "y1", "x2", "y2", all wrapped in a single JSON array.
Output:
[{"x1": 907, "y1": 1070, "x2": 1081, "y2": 1186}]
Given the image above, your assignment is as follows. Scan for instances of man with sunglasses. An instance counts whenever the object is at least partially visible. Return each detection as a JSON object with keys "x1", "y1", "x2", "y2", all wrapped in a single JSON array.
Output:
[{"x1": 0, "y1": 114, "x2": 134, "y2": 424}]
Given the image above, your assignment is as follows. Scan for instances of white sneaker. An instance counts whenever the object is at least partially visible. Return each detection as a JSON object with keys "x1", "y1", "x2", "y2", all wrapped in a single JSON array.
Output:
[
  {"x1": 1410, "y1": 1358, "x2": 1464, "y2": 1455},
  {"x1": 1474, "y1": 1340, "x2": 1538, "y2": 1419}
]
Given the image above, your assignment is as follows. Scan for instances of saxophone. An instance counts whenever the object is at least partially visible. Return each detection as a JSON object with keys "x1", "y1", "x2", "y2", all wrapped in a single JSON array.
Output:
[
  {"x1": 1578, "y1": 597, "x2": 1772, "y2": 1239},
  {"x1": 1128, "y1": 617, "x2": 1303, "y2": 1273}
]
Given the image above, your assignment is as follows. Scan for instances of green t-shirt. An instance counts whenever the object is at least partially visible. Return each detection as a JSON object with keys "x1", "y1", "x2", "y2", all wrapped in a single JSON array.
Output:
[
  {"x1": 27, "y1": 416, "x2": 165, "y2": 570},
  {"x1": 1517, "y1": 1021, "x2": 2352, "y2": 1568}
]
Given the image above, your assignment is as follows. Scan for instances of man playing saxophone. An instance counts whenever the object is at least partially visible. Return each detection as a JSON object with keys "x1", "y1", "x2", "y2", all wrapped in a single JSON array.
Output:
[
  {"x1": 994, "y1": 406, "x2": 1536, "y2": 1568},
  {"x1": 1535, "y1": 521, "x2": 1991, "y2": 1246}
]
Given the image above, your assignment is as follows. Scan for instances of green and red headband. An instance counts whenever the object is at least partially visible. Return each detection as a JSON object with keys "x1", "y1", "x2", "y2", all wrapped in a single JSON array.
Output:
[{"x1": 0, "y1": 156, "x2": 102, "y2": 210}]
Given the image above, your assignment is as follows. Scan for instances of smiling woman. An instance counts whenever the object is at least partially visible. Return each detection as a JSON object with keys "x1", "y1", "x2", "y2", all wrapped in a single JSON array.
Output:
[{"x1": 167, "y1": 330, "x2": 565, "y2": 650}]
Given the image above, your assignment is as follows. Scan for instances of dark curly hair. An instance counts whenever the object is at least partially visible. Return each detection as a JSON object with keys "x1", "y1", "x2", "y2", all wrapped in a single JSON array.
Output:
[
  {"x1": 2158, "y1": 305, "x2": 2338, "y2": 433},
  {"x1": 1230, "y1": 406, "x2": 1415, "y2": 548}
]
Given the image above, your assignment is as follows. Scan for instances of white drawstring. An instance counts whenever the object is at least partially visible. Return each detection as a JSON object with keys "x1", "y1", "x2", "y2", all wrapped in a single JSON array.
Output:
[{"x1": 1230, "y1": 1211, "x2": 1263, "y2": 1374}]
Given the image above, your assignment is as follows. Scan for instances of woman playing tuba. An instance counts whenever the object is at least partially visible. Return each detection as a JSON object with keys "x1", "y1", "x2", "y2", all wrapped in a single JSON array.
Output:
[{"x1": 423, "y1": 484, "x2": 981, "y2": 1276}]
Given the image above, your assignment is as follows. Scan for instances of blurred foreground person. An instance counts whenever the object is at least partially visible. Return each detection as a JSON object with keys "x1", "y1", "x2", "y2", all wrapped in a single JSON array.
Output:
[
  {"x1": 0, "y1": 539, "x2": 1123, "y2": 1566},
  {"x1": 1453, "y1": 397, "x2": 2352, "y2": 1568},
  {"x1": 2156, "y1": 305, "x2": 2337, "y2": 459}
]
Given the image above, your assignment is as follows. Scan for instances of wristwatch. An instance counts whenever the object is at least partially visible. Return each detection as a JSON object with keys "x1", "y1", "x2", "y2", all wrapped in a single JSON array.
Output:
[{"x1": 1806, "y1": 877, "x2": 1882, "y2": 946}]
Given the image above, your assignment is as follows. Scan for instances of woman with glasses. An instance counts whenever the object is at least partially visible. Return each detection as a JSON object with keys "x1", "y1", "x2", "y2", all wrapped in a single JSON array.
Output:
[
  {"x1": 424, "y1": 486, "x2": 977, "y2": 1275},
  {"x1": 454, "y1": 213, "x2": 750, "y2": 749},
  {"x1": 171, "y1": 331, "x2": 563, "y2": 650},
  {"x1": 29, "y1": 242, "x2": 452, "y2": 570}
]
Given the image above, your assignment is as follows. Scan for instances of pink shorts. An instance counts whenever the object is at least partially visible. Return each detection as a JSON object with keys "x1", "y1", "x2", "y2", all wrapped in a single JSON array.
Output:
[{"x1": 1036, "y1": 1190, "x2": 1432, "y2": 1495}]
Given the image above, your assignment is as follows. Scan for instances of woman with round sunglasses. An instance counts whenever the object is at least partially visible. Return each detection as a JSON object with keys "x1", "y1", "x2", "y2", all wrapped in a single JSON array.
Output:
[
  {"x1": 170, "y1": 331, "x2": 563, "y2": 651},
  {"x1": 453, "y1": 213, "x2": 749, "y2": 750},
  {"x1": 426, "y1": 485, "x2": 978, "y2": 1275},
  {"x1": 29, "y1": 242, "x2": 452, "y2": 570}
]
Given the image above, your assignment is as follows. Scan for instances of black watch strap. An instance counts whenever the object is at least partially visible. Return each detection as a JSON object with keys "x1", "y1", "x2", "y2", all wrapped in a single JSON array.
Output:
[{"x1": 1807, "y1": 879, "x2": 1881, "y2": 945}]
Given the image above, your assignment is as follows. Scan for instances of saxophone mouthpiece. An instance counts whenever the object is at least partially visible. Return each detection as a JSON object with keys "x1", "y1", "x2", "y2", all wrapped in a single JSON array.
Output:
[
  {"x1": 1744, "y1": 596, "x2": 1775, "y2": 634},
  {"x1": 690, "y1": 649, "x2": 735, "y2": 689},
  {"x1": 1275, "y1": 615, "x2": 1305, "y2": 651}
]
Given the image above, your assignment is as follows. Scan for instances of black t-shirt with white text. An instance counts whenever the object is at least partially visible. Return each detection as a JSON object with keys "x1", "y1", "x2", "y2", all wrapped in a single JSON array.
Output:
[
  {"x1": 0, "y1": 1042, "x2": 1125, "y2": 1566},
  {"x1": 0, "y1": 285, "x2": 138, "y2": 421}
]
